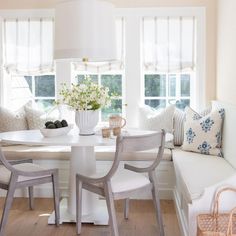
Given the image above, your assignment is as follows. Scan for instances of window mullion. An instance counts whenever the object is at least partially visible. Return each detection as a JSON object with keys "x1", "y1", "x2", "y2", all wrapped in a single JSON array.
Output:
[
  {"x1": 98, "y1": 73, "x2": 102, "y2": 122},
  {"x1": 166, "y1": 73, "x2": 169, "y2": 105},
  {"x1": 32, "y1": 75, "x2": 36, "y2": 100},
  {"x1": 176, "y1": 73, "x2": 181, "y2": 101}
]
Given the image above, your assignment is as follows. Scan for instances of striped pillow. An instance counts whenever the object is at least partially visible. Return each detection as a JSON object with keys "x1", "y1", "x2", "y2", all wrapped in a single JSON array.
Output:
[{"x1": 173, "y1": 109, "x2": 185, "y2": 146}]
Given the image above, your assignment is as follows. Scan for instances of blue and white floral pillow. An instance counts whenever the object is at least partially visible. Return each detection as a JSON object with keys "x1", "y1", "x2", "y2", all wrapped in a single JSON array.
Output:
[{"x1": 182, "y1": 107, "x2": 225, "y2": 156}]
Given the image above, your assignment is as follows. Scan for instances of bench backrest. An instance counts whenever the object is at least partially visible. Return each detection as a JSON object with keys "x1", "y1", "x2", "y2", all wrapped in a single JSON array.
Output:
[{"x1": 213, "y1": 101, "x2": 236, "y2": 169}]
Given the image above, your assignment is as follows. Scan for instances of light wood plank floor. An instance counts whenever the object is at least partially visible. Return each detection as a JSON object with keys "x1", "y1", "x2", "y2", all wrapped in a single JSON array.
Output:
[{"x1": 0, "y1": 198, "x2": 181, "y2": 236}]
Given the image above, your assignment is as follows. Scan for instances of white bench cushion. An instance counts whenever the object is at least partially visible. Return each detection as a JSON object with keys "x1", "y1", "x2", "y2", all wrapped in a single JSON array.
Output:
[
  {"x1": 2, "y1": 145, "x2": 172, "y2": 161},
  {"x1": 172, "y1": 148, "x2": 236, "y2": 203}
]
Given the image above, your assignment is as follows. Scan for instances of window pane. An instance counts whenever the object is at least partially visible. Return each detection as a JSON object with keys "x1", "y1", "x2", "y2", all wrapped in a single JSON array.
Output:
[
  {"x1": 36, "y1": 99, "x2": 55, "y2": 111},
  {"x1": 24, "y1": 76, "x2": 33, "y2": 92},
  {"x1": 101, "y1": 75, "x2": 122, "y2": 96},
  {"x1": 181, "y1": 74, "x2": 190, "y2": 97},
  {"x1": 145, "y1": 74, "x2": 166, "y2": 97},
  {"x1": 101, "y1": 99, "x2": 122, "y2": 121},
  {"x1": 35, "y1": 75, "x2": 55, "y2": 97},
  {"x1": 168, "y1": 74, "x2": 176, "y2": 97},
  {"x1": 176, "y1": 99, "x2": 190, "y2": 110},
  {"x1": 145, "y1": 99, "x2": 166, "y2": 108},
  {"x1": 77, "y1": 74, "x2": 98, "y2": 84}
]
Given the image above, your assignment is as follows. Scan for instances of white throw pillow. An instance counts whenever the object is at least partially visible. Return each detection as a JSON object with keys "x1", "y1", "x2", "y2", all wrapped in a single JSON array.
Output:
[
  {"x1": 24, "y1": 102, "x2": 59, "y2": 130},
  {"x1": 182, "y1": 107, "x2": 224, "y2": 156},
  {"x1": 0, "y1": 106, "x2": 28, "y2": 132},
  {"x1": 24, "y1": 105, "x2": 46, "y2": 129},
  {"x1": 139, "y1": 104, "x2": 175, "y2": 133}
]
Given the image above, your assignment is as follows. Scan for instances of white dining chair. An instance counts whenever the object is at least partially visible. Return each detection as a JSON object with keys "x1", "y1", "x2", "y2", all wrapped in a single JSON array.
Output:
[
  {"x1": 0, "y1": 149, "x2": 60, "y2": 236},
  {"x1": 76, "y1": 130, "x2": 166, "y2": 236}
]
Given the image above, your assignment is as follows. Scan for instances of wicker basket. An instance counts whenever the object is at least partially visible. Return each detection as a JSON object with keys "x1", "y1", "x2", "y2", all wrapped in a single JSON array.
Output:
[{"x1": 197, "y1": 187, "x2": 236, "y2": 236}]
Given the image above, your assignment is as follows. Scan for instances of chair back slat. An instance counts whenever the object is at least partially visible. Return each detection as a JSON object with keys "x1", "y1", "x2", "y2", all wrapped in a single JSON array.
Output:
[
  {"x1": 105, "y1": 130, "x2": 165, "y2": 180},
  {"x1": 120, "y1": 132, "x2": 163, "y2": 153}
]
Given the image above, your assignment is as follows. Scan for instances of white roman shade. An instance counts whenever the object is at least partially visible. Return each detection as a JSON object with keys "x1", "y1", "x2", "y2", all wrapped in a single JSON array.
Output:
[
  {"x1": 73, "y1": 17, "x2": 125, "y2": 73},
  {"x1": 3, "y1": 18, "x2": 54, "y2": 75},
  {"x1": 142, "y1": 16, "x2": 196, "y2": 72}
]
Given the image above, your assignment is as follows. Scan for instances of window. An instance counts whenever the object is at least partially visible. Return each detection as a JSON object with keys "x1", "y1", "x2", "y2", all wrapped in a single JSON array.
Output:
[
  {"x1": 76, "y1": 73, "x2": 123, "y2": 121},
  {"x1": 10, "y1": 74, "x2": 56, "y2": 110},
  {"x1": 142, "y1": 16, "x2": 196, "y2": 110},
  {"x1": 2, "y1": 16, "x2": 54, "y2": 110}
]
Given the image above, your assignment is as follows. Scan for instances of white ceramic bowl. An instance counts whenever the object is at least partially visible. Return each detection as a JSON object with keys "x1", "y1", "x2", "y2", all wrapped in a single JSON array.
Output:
[{"x1": 40, "y1": 124, "x2": 73, "y2": 137}]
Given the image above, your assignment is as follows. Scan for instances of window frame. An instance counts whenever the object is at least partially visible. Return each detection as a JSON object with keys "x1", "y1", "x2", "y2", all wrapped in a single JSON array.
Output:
[
  {"x1": 0, "y1": 9, "x2": 55, "y2": 108},
  {"x1": 115, "y1": 7, "x2": 205, "y2": 127}
]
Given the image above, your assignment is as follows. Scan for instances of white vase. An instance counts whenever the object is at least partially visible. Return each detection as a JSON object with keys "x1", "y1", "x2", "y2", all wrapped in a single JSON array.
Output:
[{"x1": 75, "y1": 110, "x2": 99, "y2": 135}]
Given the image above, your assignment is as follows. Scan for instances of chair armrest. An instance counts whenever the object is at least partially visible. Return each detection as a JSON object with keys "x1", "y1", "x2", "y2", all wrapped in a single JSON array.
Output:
[
  {"x1": 9, "y1": 159, "x2": 33, "y2": 165},
  {"x1": 124, "y1": 163, "x2": 150, "y2": 173}
]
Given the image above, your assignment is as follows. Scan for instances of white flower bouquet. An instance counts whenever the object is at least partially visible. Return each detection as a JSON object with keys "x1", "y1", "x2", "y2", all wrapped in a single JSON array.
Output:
[{"x1": 59, "y1": 76, "x2": 111, "y2": 111}]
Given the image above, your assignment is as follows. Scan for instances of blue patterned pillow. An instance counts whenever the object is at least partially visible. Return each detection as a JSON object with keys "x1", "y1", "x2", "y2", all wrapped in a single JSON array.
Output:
[{"x1": 182, "y1": 107, "x2": 225, "y2": 156}]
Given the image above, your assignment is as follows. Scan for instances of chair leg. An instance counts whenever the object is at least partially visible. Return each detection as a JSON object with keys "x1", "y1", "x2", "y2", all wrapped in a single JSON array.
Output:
[
  {"x1": 0, "y1": 176, "x2": 17, "y2": 236},
  {"x1": 76, "y1": 176, "x2": 83, "y2": 235},
  {"x1": 104, "y1": 182, "x2": 119, "y2": 236},
  {"x1": 28, "y1": 186, "x2": 34, "y2": 210},
  {"x1": 124, "y1": 198, "x2": 129, "y2": 219},
  {"x1": 149, "y1": 171, "x2": 165, "y2": 236},
  {"x1": 52, "y1": 171, "x2": 60, "y2": 226}
]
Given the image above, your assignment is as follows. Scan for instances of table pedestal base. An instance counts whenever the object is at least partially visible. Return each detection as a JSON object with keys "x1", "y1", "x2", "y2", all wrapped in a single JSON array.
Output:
[
  {"x1": 48, "y1": 146, "x2": 109, "y2": 225},
  {"x1": 48, "y1": 197, "x2": 109, "y2": 225}
]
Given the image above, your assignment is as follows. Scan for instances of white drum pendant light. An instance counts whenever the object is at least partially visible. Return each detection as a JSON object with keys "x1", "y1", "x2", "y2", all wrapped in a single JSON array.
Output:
[{"x1": 54, "y1": 0, "x2": 117, "y2": 61}]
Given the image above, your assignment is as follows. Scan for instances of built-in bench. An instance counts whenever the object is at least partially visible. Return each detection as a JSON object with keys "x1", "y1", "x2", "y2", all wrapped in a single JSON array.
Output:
[{"x1": 173, "y1": 101, "x2": 236, "y2": 236}]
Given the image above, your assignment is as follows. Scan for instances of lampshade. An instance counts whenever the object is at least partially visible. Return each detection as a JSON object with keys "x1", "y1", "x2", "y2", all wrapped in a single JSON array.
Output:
[{"x1": 54, "y1": 0, "x2": 117, "y2": 61}]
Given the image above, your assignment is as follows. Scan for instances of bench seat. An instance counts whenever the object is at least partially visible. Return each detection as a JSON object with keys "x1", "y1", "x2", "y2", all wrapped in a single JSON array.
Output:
[{"x1": 172, "y1": 148, "x2": 236, "y2": 204}]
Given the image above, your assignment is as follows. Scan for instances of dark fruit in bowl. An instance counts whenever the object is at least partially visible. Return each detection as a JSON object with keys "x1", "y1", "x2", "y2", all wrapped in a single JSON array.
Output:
[
  {"x1": 45, "y1": 121, "x2": 54, "y2": 127},
  {"x1": 47, "y1": 124, "x2": 56, "y2": 129},
  {"x1": 45, "y1": 119, "x2": 69, "y2": 129},
  {"x1": 54, "y1": 120, "x2": 62, "y2": 128},
  {"x1": 61, "y1": 120, "x2": 68, "y2": 127}
]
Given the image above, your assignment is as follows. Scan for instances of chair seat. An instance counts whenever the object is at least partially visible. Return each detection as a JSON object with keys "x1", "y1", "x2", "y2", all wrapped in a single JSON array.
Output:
[
  {"x1": 0, "y1": 163, "x2": 49, "y2": 185},
  {"x1": 111, "y1": 169, "x2": 150, "y2": 193}
]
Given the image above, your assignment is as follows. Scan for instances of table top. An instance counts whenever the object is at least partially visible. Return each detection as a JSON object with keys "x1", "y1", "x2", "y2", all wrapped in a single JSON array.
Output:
[{"x1": 0, "y1": 128, "x2": 173, "y2": 147}]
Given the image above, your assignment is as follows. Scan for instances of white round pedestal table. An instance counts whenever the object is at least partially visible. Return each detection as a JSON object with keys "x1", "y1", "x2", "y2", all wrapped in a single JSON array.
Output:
[{"x1": 0, "y1": 129, "x2": 173, "y2": 225}]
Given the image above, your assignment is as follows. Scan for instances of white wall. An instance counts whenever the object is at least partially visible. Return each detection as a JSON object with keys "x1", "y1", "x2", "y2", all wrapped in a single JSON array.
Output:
[{"x1": 217, "y1": 0, "x2": 236, "y2": 105}]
